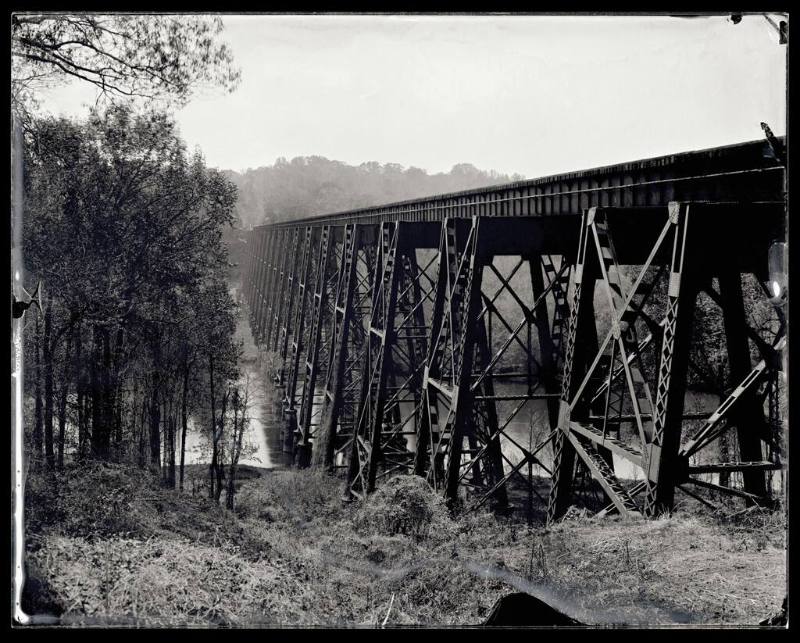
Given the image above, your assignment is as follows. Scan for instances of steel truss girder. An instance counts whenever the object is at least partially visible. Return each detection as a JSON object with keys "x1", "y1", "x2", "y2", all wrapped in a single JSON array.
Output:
[
  {"x1": 270, "y1": 227, "x2": 302, "y2": 367},
  {"x1": 314, "y1": 223, "x2": 369, "y2": 469},
  {"x1": 260, "y1": 229, "x2": 280, "y2": 345},
  {"x1": 346, "y1": 221, "x2": 403, "y2": 495},
  {"x1": 265, "y1": 228, "x2": 284, "y2": 351},
  {"x1": 259, "y1": 230, "x2": 272, "y2": 341},
  {"x1": 546, "y1": 201, "x2": 785, "y2": 523},
  {"x1": 405, "y1": 217, "x2": 573, "y2": 509},
  {"x1": 279, "y1": 227, "x2": 313, "y2": 389},
  {"x1": 548, "y1": 203, "x2": 697, "y2": 521},
  {"x1": 248, "y1": 228, "x2": 268, "y2": 343},
  {"x1": 297, "y1": 226, "x2": 334, "y2": 449},
  {"x1": 343, "y1": 223, "x2": 442, "y2": 495}
]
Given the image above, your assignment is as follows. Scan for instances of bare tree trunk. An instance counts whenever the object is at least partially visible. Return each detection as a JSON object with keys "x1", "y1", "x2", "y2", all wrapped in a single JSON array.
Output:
[
  {"x1": 214, "y1": 389, "x2": 229, "y2": 504},
  {"x1": 138, "y1": 385, "x2": 148, "y2": 468},
  {"x1": 149, "y1": 336, "x2": 162, "y2": 475},
  {"x1": 167, "y1": 390, "x2": 176, "y2": 488},
  {"x1": 226, "y1": 390, "x2": 240, "y2": 510},
  {"x1": 113, "y1": 384, "x2": 124, "y2": 460},
  {"x1": 43, "y1": 299, "x2": 55, "y2": 469},
  {"x1": 227, "y1": 383, "x2": 249, "y2": 511},
  {"x1": 160, "y1": 399, "x2": 167, "y2": 484},
  {"x1": 208, "y1": 352, "x2": 217, "y2": 500},
  {"x1": 84, "y1": 396, "x2": 92, "y2": 459},
  {"x1": 56, "y1": 327, "x2": 73, "y2": 469},
  {"x1": 91, "y1": 325, "x2": 110, "y2": 459},
  {"x1": 150, "y1": 378, "x2": 161, "y2": 474},
  {"x1": 179, "y1": 359, "x2": 190, "y2": 492},
  {"x1": 33, "y1": 313, "x2": 43, "y2": 461},
  {"x1": 170, "y1": 415, "x2": 176, "y2": 487},
  {"x1": 111, "y1": 327, "x2": 125, "y2": 458},
  {"x1": 102, "y1": 327, "x2": 114, "y2": 460},
  {"x1": 129, "y1": 377, "x2": 138, "y2": 465},
  {"x1": 75, "y1": 321, "x2": 85, "y2": 460}
]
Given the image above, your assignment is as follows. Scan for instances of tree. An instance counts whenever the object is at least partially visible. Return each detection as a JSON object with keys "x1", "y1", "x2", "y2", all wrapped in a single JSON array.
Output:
[
  {"x1": 11, "y1": 14, "x2": 240, "y2": 117},
  {"x1": 22, "y1": 105, "x2": 239, "y2": 472},
  {"x1": 225, "y1": 375, "x2": 257, "y2": 510}
]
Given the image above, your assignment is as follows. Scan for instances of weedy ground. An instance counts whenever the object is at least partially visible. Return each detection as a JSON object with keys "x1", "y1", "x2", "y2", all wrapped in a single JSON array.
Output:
[{"x1": 21, "y1": 461, "x2": 786, "y2": 627}]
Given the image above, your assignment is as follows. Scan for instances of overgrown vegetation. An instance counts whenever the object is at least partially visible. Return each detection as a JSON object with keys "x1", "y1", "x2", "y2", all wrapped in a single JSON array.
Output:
[{"x1": 23, "y1": 464, "x2": 786, "y2": 627}]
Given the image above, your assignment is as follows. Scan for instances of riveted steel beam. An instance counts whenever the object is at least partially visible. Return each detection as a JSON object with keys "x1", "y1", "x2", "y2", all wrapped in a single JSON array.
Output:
[
  {"x1": 315, "y1": 223, "x2": 365, "y2": 469},
  {"x1": 296, "y1": 225, "x2": 333, "y2": 461}
]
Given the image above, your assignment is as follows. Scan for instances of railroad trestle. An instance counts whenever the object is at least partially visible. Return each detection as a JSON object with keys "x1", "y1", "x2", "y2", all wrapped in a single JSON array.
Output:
[{"x1": 243, "y1": 138, "x2": 786, "y2": 521}]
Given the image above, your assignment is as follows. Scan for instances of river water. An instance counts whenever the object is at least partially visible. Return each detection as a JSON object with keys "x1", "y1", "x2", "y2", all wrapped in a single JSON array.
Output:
[{"x1": 179, "y1": 287, "x2": 289, "y2": 470}]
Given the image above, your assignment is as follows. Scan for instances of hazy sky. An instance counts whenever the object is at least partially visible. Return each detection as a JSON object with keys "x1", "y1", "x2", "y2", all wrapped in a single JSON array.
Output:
[{"x1": 36, "y1": 13, "x2": 787, "y2": 178}]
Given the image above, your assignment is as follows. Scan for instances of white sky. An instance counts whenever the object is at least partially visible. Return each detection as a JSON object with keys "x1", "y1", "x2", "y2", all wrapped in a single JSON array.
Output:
[{"x1": 34, "y1": 13, "x2": 787, "y2": 178}]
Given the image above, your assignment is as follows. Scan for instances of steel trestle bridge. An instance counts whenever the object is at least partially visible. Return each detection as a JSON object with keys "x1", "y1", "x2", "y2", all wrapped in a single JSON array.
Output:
[{"x1": 243, "y1": 137, "x2": 786, "y2": 522}]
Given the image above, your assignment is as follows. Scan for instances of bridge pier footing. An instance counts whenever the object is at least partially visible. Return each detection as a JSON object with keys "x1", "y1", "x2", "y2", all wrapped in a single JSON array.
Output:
[
  {"x1": 295, "y1": 442, "x2": 312, "y2": 469},
  {"x1": 282, "y1": 407, "x2": 297, "y2": 454}
]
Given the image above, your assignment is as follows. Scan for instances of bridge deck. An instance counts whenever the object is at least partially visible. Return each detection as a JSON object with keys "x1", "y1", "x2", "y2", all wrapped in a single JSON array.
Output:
[{"x1": 259, "y1": 138, "x2": 784, "y2": 230}]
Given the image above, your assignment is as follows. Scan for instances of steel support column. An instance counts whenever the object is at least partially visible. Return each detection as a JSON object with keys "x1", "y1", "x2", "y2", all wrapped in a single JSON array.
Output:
[
  {"x1": 642, "y1": 203, "x2": 698, "y2": 516},
  {"x1": 297, "y1": 225, "x2": 333, "y2": 465},
  {"x1": 717, "y1": 267, "x2": 769, "y2": 501},
  {"x1": 315, "y1": 224, "x2": 364, "y2": 469},
  {"x1": 547, "y1": 213, "x2": 598, "y2": 523}
]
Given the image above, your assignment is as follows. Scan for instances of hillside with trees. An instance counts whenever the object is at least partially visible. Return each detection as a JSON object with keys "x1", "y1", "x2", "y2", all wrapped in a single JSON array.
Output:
[{"x1": 224, "y1": 157, "x2": 525, "y2": 229}]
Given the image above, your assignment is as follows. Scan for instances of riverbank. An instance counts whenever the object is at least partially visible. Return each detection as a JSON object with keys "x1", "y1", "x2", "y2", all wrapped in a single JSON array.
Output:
[{"x1": 22, "y1": 461, "x2": 786, "y2": 627}]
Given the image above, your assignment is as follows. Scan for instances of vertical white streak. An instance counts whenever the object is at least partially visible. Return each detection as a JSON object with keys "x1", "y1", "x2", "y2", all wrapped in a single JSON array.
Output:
[{"x1": 12, "y1": 116, "x2": 31, "y2": 625}]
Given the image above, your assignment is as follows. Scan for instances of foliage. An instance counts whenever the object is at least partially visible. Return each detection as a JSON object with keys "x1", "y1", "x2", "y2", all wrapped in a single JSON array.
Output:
[
  {"x1": 23, "y1": 105, "x2": 236, "y2": 326},
  {"x1": 24, "y1": 465, "x2": 786, "y2": 627},
  {"x1": 353, "y1": 475, "x2": 455, "y2": 542},
  {"x1": 28, "y1": 535, "x2": 285, "y2": 626},
  {"x1": 21, "y1": 104, "x2": 241, "y2": 483},
  {"x1": 12, "y1": 14, "x2": 240, "y2": 116},
  {"x1": 25, "y1": 460, "x2": 163, "y2": 539}
]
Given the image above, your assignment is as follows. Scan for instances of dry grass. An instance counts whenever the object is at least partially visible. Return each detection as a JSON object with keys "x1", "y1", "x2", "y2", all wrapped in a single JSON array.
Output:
[{"x1": 23, "y1": 463, "x2": 787, "y2": 627}]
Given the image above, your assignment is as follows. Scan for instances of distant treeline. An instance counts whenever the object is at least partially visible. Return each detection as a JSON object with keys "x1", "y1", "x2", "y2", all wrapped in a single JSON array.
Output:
[{"x1": 223, "y1": 156, "x2": 525, "y2": 228}]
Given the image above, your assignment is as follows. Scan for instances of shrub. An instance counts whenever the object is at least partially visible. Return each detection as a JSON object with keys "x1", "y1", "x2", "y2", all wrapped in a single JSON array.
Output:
[
  {"x1": 25, "y1": 461, "x2": 163, "y2": 539},
  {"x1": 353, "y1": 475, "x2": 455, "y2": 542}
]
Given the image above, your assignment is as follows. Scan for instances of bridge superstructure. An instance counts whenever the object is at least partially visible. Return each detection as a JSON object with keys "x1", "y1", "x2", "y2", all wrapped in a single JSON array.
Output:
[{"x1": 242, "y1": 137, "x2": 786, "y2": 521}]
